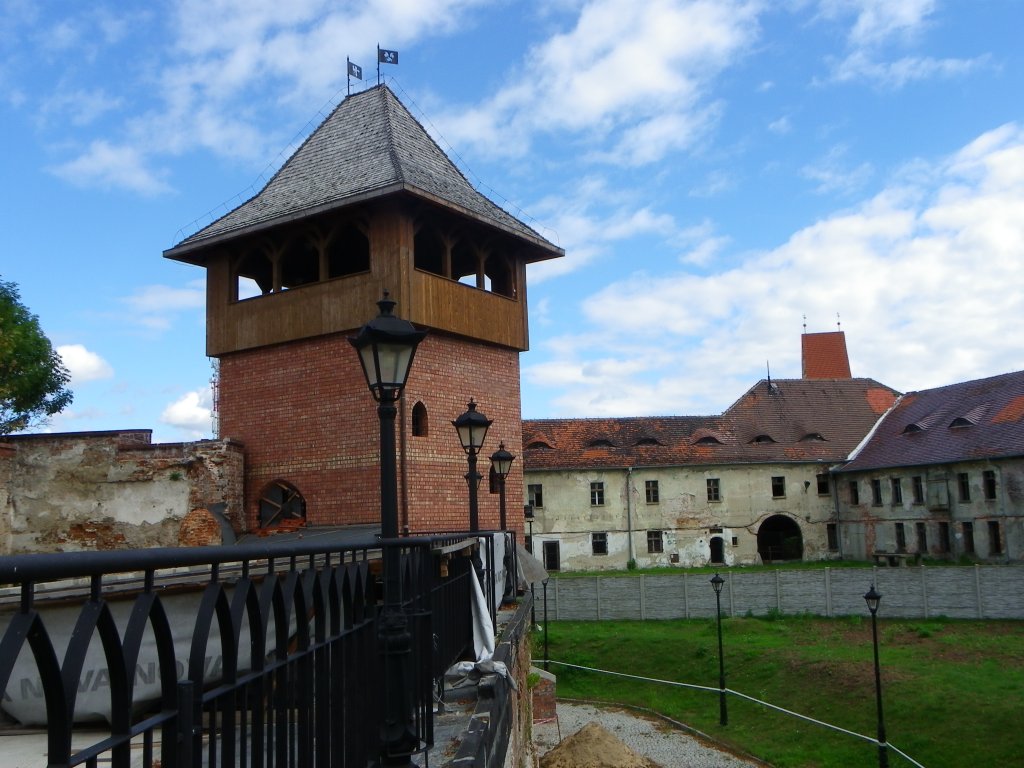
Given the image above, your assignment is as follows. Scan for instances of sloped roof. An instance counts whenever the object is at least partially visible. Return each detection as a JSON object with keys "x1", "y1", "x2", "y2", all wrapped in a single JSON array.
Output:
[
  {"x1": 802, "y1": 331, "x2": 852, "y2": 379},
  {"x1": 838, "y1": 369, "x2": 1024, "y2": 472},
  {"x1": 166, "y1": 84, "x2": 561, "y2": 261},
  {"x1": 523, "y1": 378, "x2": 899, "y2": 471}
]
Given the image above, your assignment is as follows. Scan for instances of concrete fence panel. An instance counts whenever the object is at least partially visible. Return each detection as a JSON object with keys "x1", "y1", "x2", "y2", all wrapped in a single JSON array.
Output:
[{"x1": 543, "y1": 566, "x2": 1024, "y2": 621}]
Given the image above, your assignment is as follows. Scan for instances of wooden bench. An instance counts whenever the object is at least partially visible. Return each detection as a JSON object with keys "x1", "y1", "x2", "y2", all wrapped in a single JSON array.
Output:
[{"x1": 872, "y1": 552, "x2": 921, "y2": 567}]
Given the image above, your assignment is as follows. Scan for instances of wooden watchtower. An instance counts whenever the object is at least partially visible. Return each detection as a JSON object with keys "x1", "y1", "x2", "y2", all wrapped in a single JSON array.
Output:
[{"x1": 165, "y1": 84, "x2": 562, "y2": 534}]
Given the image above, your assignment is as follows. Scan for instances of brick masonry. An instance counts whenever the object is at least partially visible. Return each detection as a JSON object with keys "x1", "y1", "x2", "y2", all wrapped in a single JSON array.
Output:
[{"x1": 218, "y1": 330, "x2": 525, "y2": 536}]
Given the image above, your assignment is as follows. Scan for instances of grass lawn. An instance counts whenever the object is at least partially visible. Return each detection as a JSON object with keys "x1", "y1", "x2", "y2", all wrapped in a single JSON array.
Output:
[{"x1": 540, "y1": 615, "x2": 1024, "y2": 767}]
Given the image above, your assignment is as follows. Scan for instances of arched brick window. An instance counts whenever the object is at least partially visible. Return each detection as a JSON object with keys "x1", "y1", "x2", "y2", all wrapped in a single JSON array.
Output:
[{"x1": 412, "y1": 401, "x2": 428, "y2": 437}]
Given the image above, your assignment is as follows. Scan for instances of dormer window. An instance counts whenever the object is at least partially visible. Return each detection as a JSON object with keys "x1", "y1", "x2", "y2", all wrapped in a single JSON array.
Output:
[
  {"x1": 800, "y1": 432, "x2": 826, "y2": 442},
  {"x1": 902, "y1": 423, "x2": 923, "y2": 434},
  {"x1": 588, "y1": 439, "x2": 614, "y2": 448},
  {"x1": 526, "y1": 440, "x2": 552, "y2": 450},
  {"x1": 634, "y1": 437, "x2": 661, "y2": 446},
  {"x1": 751, "y1": 434, "x2": 776, "y2": 444},
  {"x1": 695, "y1": 435, "x2": 722, "y2": 445},
  {"x1": 949, "y1": 417, "x2": 974, "y2": 428}
]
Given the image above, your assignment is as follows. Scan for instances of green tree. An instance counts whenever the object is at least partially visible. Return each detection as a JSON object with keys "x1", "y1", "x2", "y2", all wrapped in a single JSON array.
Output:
[{"x1": 0, "y1": 279, "x2": 73, "y2": 434}]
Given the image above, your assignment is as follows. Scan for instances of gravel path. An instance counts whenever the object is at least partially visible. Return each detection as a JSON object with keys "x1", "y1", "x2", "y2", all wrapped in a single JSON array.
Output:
[{"x1": 532, "y1": 702, "x2": 766, "y2": 768}]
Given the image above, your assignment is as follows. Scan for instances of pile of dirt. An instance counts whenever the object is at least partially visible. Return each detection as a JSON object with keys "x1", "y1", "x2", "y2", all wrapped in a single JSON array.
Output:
[{"x1": 539, "y1": 722, "x2": 662, "y2": 768}]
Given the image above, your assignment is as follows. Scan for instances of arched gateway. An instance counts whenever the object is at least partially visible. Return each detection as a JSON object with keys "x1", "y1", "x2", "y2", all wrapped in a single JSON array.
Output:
[{"x1": 757, "y1": 515, "x2": 803, "y2": 562}]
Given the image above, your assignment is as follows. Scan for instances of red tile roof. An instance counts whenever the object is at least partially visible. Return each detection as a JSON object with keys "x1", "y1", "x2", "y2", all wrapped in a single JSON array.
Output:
[
  {"x1": 523, "y1": 378, "x2": 899, "y2": 471},
  {"x1": 802, "y1": 332, "x2": 852, "y2": 379}
]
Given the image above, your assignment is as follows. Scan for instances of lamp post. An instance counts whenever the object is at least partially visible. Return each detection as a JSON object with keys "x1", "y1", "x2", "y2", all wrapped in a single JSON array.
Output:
[
  {"x1": 864, "y1": 584, "x2": 889, "y2": 768},
  {"x1": 524, "y1": 504, "x2": 535, "y2": 552},
  {"x1": 349, "y1": 292, "x2": 426, "y2": 767},
  {"x1": 452, "y1": 400, "x2": 492, "y2": 531},
  {"x1": 710, "y1": 573, "x2": 728, "y2": 726},
  {"x1": 489, "y1": 442, "x2": 515, "y2": 530}
]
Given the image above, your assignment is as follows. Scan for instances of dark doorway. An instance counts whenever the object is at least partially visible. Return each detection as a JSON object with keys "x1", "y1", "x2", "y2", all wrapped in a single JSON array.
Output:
[
  {"x1": 757, "y1": 515, "x2": 803, "y2": 562},
  {"x1": 542, "y1": 540, "x2": 561, "y2": 572},
  {"x1": 710, "y1": 536, "x2": 725, "y2": 564}
]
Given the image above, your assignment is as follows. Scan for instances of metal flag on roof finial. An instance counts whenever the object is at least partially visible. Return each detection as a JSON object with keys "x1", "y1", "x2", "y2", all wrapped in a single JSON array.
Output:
[
  {"x1": 837, "y1": 312, "x2": 842, "y2": 330},
  {"x1": 377, "y1": 44, "x2": 399, "y2": 84}
]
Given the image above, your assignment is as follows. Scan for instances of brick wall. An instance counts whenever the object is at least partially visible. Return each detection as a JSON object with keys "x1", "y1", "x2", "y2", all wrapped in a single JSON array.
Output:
[{"x1": 218, "y1": 331, "x2": 525, "y2": 535}]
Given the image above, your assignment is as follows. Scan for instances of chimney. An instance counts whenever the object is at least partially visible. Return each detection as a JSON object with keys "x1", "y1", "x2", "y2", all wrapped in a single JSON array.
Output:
[{"x1": 802, "y1": 331, "x2": 852, "y2": 379}]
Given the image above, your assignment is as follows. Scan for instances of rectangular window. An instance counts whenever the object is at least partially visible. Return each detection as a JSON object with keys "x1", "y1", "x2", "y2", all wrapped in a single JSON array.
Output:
[
  {"x1": 891, "y1": 477, "x2": 903, "y2": 505},
  {"x1": 590, "y1": 481, "x2": 604, "y2": 506},
  {"x1": 592, "y1": 531, "x2": 608, "y2": 555},
  {"x1": 646, "y1": 530, "x2": 664, "y2": 554},
  {"x1": 849, "y1": 480, "x2": 860, "y2": 505},
  {"x1": 645, "y1": 480, "x2": 659, "y2": 504},
  {"x1": 827, "y1": 523, "x2": 839, "y2": 551},
  {"x1": 771, "y1": 476, "x2": 785, "y2": 498},
  {"x1": 958, "y1": 472, "x2": 971, "y2": 502},
  {"x1": 816, "y1": 473, "x2": 830, "y2": 495},
  {"x1": 916, "y1": 522, "x2": 927, "y2": 554},
  {"x1": 895, "y1": 522, "x2": 906, "y2": 552},
  {"x1": 938, "y1": 522, "x2": 951, "y2": 553},
  {"x1": 912, "y1": 476, "x2": 924, "y2": 505},
  {"x1": 528, "y1": 484, "x2": 544, "y2": 509},
  {"x1": 983, "y1": 470, "x2": 997, "y2": 500},
  {"x1": 707, "y1": 478, "x2": 721, "y2": 502},
  {"x1": 988, "y1": 521, "x2": 1002, "y2": 555},
  {"x1": 962, "y1": 521, "x2": 975, "y2": 554},
  {"x1": 871, "y1": 478, "x2": 883, "y2": 506}
]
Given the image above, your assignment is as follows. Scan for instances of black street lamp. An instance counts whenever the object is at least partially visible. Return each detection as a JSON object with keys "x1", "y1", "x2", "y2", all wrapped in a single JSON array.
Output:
[
  {"x1": 349, "y1": 292, "x2": 426, "y2": 767},
  {"x1": 489, "y1": 442, "x2": 515, "y2": 530},
  {"x1": 864, "y1": 584, "x2": 889, "y2": 768},
  {"x1": 452, "y1": 400, "x2": 492, "y2": 531},
  {"x1": 710, "y1": 572, "x2": 728, "y2": 726}
]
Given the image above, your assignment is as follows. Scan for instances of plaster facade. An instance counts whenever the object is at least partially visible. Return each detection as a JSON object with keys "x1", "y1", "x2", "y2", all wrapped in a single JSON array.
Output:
[
  {"x1": 835, "y1": 458, "x2": 1024, "y2": 562},
  {"x1": 527, "y1": 461, "x2": 842, "y2": 571}
]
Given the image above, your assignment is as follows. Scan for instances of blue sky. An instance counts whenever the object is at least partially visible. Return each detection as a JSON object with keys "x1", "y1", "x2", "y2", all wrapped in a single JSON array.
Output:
[{"x1": 2, "y1": 0, "x2": 1023, "y2": 442}]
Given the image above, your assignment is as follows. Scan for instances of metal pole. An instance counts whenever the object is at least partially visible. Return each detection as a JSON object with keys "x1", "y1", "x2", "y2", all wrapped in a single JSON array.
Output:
[
  {"x1": 543, "y1": 578, "x2": 550, "y2": 672},
  {"x1": 870, "y1": 609, "x2": 889, "y2": 768},
  {"x1": 530, "y1": 582, "x2": 537, "y2": 628},
  {"x1": 715, "y1": 588, "x2": 728, "y2": 726},
  {"x1": 376, "y1": 392, "x2": 415, "y2": 767},
  {"x1": 498, "y1": 474, "x2": 507, "y2": 530},
  {"x1": 467, "y1": 447, "x2": 480, "y2": 532}
]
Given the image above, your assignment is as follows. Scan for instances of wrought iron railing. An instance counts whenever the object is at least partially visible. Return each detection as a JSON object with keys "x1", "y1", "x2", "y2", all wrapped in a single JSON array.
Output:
[{"x1": 0, "y1": 533, "x2": 481, "y2": 767}]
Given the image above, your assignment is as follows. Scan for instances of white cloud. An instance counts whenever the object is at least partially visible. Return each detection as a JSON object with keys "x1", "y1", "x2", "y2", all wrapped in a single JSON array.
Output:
[
  {"x1": 768, "y1": 115, "x2": 792, "y2": 135},
  {"x1": 831, "y1": 50, "x2": 990, "y2": 88},
  {"x1": 801, "y1": 144, "x2": 873, "y2": 194},
  {"x1": 49, "y1": 140, "x2": 171, "y2": 195},
  {"x1": 56, "y1": 345, "x2": 113, "y2": 384},
  {"x1": 526, "y1": 122, "x2": 1024, "y2": 415},
  {"x1": 438, "y1": 0, "x2": 760, "y2": 164},
  {"x1": 121, "y1": 281, "x2": 206, "y2": 331},
  {"x1": 161, "y1": 388, "x2": 213, "y2": 437}
]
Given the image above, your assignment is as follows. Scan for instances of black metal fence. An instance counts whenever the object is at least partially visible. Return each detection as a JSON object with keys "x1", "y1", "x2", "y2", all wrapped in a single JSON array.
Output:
[{"x1": 0, "y1": 534, "x2": 482, "y2": 767}]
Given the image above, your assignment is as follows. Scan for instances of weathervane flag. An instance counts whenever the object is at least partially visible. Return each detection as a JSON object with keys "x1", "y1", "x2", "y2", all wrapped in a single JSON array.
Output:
[
  {"x1": 346, "y1": 57, "x2": 362, "y2": 96},
  {"x1": 377, "y1": 45, "x2": 399, "y2": 84}
]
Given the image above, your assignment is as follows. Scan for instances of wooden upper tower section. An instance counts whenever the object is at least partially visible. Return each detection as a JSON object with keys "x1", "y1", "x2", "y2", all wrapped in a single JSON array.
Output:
[{"x1": 164, "y1": 85, "x2": 563, "y2": 355}]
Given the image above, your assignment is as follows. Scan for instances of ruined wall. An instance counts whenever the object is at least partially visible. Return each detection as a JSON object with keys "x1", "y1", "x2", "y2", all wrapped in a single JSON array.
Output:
[{"x1": 0, "y1": 431, "x2": 244, "y2": 554}]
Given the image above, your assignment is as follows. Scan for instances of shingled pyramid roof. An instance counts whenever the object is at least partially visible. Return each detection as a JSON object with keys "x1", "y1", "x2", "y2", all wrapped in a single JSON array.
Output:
[{"x1": 166, "y1": 84, "x2": 561, "y2": 261}]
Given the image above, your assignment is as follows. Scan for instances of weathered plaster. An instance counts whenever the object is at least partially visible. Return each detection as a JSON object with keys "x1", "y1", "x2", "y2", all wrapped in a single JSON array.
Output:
[{"x1": 0, "y1": 432, "x2": 244, "y2": 554}]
